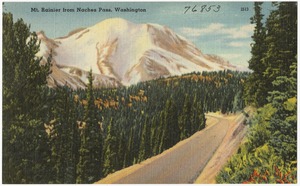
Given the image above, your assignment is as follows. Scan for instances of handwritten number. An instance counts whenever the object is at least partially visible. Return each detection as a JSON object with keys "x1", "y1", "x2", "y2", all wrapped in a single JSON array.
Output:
[
  {"x1": 184, "y1": 4, "x2": 221, "y2": 13},
  {"x1": 213, "y1": 5, "x2": 221, "y2": 12},
  {"x1": 192, "y1": 5, "x2": 197, "y2": 12},
  {"x1": 184, "y1": 6, "x2": 190, "y2": 14},
  {"x1": 199, "y1": 5, "x2": 205, "y2": 12},
  {"x1": 206, "y1": 6, "x2": 212, "y2": 12}
]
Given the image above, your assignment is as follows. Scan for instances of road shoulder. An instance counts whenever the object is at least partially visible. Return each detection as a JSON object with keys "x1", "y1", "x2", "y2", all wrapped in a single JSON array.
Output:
[{"x1": 194, "y1": 112, "x2": 248, "y2": 183}]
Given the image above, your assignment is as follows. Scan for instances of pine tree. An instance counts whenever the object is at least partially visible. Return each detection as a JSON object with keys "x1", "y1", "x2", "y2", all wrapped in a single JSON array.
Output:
[
  {"x1": 125, "y1": 127, "x2": 135, "y2": 167},
  {"x1": 191, "y1": 95, "x2": 206, "y2": 132},
  {"x1": 151, "y1": 115, "x2": 162, "y2": 155},
  {"x1": 103, "y1": 118, "x2": 119, "y2": 177},
  {"x1": 3, "y1": 12, "x2": 51, "y2": 129},
  {"x1": 117, "y1": 131, "x2": 127, "y2": 169},
  {"x1": 267, "y1": 61, "x2": 297, "y2": 162},
  {"x1": 50, "y1": 86, "x2": 80, "y2": 183},
  {"x1": 196, "y1": 103, "x2": 206, "y2": 131},
  {"x1": 262, "y1": 2, "x2": 297, "y2": 162},
  {"x1": 76, "y1": 126, "x2": 89, "y2": 184},
  {"x1": 160, "y1": 98, "x2": 180, "y2": 150},
  {"x1": 264, "y1": 3, "x2": 297, "y2": 79},
  {"x1": 244, "y1": 2, "x2": 267, "y2": 106},
  {"x1": 178, "y1": 94, "x2": 192, "y2": 139},
  {"x1": 158, "y1": 111, "x2": 167, "y2": 153},
  {"x1": 76, "y1": 69, "x2": 103, "y2": 183},
  {"x1": 3, "y1": 12, "x2": 52, "y2": 183},
  {"x1": 138, "y1": 115, "x2": 151, "y2": 162}
]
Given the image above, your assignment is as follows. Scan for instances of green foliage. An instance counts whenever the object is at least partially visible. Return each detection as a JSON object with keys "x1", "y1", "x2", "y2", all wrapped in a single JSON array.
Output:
[
  {"x1": 161, "y1": 97, "x2": 180, "y2": 150},
  {"x1": 230, "y1": 2, "x2": 297, "y2": 184},
  {"x1": 138, "y1": 115, "x2": 151, "y2": 162},
  {"x1": 244, "y1": 2, "x2": 267, "y2": 106},
  {"x1": 2, "y1": 12, "x2": 52, "y2": 184},
  {"x1": 49, "y1": 86, "x2": 80, "y2": 183},
  {"x1": 246, "y1": 104, "x2": 276, "y2": 150},
  {"x1": 3, "y1": 13, "x2": 51, "y2": 119},
  {"x1": 217, "y1": 143, "x2": 296, "y2": 184},
  {"x1": 216, "y1": 106, "x2": 296, "y2": 183},
  {"x1": 76, "y1": 69, "x2": 103, "y2": 183},
  {"x1": 102, "y1": 118, "x2": 119, "y2": 177},
  {"x1": 179, "y1": 94, "x2": 192, "y2": 139},
  {"x1": 90, "y1": 70, "x2": 245, "y2": 180},
  {"x1": 3, "y1": 116, "x2": 51, "y2": 183},
  {"x1": 3, "y1": 68, "x2": 246, "y2": 183},
  {"x1": 3, "y1": 12, "x2": 248, "y2": 184},
  {"x1": 4, "y1": 2, "x2": 294, "y2": 183},
  {"x1": 244, "y1": 2, "x2": 297, "y2": 107},
  {"x1": 263, "y1": 3, "x2": 297, "y2": 82},
  {"x1": 268, "y1": 96, "x2": 297, "y2": 162},
  {"x1": 267, "y1": 60, "x2": 297, "y2": 162},
  {"x1": 243, "y1": 163, "x2": 297, "y2": 184}
]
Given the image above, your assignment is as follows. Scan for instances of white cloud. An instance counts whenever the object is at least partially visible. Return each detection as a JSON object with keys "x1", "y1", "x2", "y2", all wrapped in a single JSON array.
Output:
[
  {"x1": 199, "y1": 23, "x2": 225, "y2": 34},
  {"x1": 218, "y1": 53, "x2": 251, "y2": 70},
  {"x1": 180, "y1": 23, "x2": 224, "y2": 37},
  {"x1": 179, "y1": 23, "x2": 254, "y2": 39},
  {"x1": 179, "y1": 27, "x2": 202, "y2": 37},
  {"x1": 224, "y1": 24, "x2": 254, "y2": 39},
  {"x1": 218, "y1": 53, "x2": 242, "y2": 61},
  {"x1": 227, "y1": 41, "x2": 250, "y2": 47}
]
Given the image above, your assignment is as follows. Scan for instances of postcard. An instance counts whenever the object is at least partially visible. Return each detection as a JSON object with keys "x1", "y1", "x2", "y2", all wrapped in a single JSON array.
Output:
[{"x1": 2, "y1": 1, "x2": 297, "y2": 184}]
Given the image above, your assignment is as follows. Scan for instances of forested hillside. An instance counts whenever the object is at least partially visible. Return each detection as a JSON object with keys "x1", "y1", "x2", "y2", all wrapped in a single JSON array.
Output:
[
  {"x1": 2, "y1": 12, "x2": 248, "y2": 184},
  {"x1": 217, "y1": 2, "x2": 297, "y2": 183}
]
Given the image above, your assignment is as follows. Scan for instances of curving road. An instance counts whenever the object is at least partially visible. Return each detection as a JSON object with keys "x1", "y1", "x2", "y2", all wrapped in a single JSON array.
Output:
[{"x1": 97, "y1": 113, "x2": 245, "y2": 184}]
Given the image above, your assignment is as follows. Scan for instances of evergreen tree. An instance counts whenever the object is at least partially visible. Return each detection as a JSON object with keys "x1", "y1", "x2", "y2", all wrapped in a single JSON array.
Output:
[
  {"x1": 138, "y1": 115, "x2": 151, "y2": 162},
  {"x1": 191, "y1": 97, "x2": 206, "y2": 132},
  {"x1": 50, "y1": 86, "x2": 80, "y2": 183},
  {"x1": 152, "y1": 116, "x2": 162, "y2": 155},
  {"x1": 76, "y1": 70, "x2": 103, "y2": 183},
  {"x1": 268, "y1": 61, "x2": 297, "y2": 162},
  {"x1": 2, "y1": 12, "x2": 52, "y2": 183},
  {"x1": 117, "y1": 131, "x2": 127, "y2": 169},
  {"x1": 179, "y1": 95, "x2": 192, "y2": 139},
  {"x1": 125, "y1": 127, "x2": 135, "y2": 167},
  {"x1": 103, "y1": 118, "x2": 119, "y2": 177},
  {"x1": 158, "y1": 111, "x2": 167, "y2": 153},
  {"x1": 161, "y1": 98, "x2": 180, "y2": 150},
  {"x1": 244, "y1": 2, "x2": 267, "y2": 106},
  {"x1": 217, "y1": 3, "x2": 297, "y2": 183},
  {"x1": 3, "y1": 12, "x2": 51, "y2": 128},
  {"x1": 264, "y1": 3, "x2": 297, "y2": 80},
  {"x1": 263, "y1": 2, "x2": 297, "y2": 162},
  {"x1": 76, "y1": 125, "x2": 89, "y2": 184}
]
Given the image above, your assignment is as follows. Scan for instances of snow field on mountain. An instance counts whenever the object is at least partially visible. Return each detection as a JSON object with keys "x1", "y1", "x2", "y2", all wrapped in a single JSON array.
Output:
[{"x1": 37, "y1": 17, "x2": 239, "y2": 88}]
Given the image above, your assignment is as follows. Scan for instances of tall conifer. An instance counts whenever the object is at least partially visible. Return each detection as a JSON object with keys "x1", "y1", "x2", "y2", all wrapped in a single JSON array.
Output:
[
  {"x1": 2, "y1": 12, "x2": 51, "y2": 183},
  {"x1": 77, "y1": 69, "x2": 103, "y2": 183},
  {"x1": 244, "y1": 2, "x2": 267, "y2": 106}
]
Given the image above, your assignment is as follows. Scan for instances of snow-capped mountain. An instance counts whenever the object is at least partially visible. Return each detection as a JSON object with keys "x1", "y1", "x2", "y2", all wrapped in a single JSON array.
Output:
[{"x1": 37, "y1": 18, "x2": 238, "y2": 89}]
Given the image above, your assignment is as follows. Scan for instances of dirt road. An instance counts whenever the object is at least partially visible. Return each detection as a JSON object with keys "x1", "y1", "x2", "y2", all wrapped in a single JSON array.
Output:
[{"x1": 96, "y1": 112, "x2": 246, "y2": 184}]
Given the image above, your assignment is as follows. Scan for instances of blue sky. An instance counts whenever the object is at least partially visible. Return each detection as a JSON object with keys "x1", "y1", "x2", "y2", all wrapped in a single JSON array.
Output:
[{"x1": 3, "y1": 2, "x2": 274, "y2": 68}]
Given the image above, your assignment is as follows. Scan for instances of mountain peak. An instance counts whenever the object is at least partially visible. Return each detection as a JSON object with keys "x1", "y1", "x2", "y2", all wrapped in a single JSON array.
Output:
[
  {"x1": 91, "y1": 17, "x2": 135, "y2": 32},
  {"x1": 38, "y1": 18, "x2": 238, "y2": 89},
  {"x1": 99, "y1": 17, "x2": 132, "y2": 24}
]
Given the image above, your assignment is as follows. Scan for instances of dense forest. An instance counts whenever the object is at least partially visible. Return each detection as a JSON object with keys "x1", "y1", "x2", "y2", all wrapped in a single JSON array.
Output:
[
  {"x1": 217, "y1": 2, "x2": 297, "y2": 183},
  {"x1": 2, "y1": 2, "x2": 297, "y2": 184},
  {"x1": 2, "y1": 12, "x2": 247, "y2": 184}
]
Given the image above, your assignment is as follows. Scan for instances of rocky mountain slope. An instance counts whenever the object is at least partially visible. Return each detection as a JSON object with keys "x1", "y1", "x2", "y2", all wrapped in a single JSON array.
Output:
[{"x1": 37, "y1": 18, "x2": 238, "y2": 89}]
